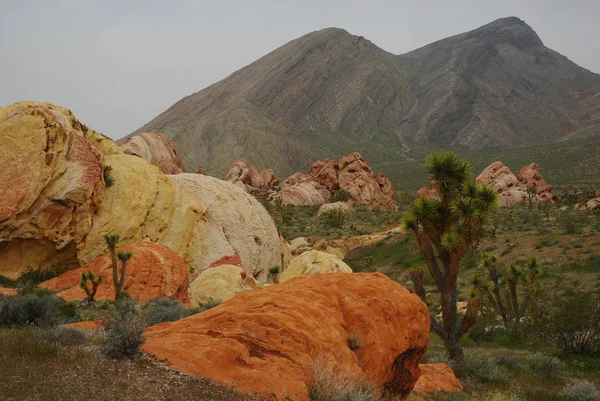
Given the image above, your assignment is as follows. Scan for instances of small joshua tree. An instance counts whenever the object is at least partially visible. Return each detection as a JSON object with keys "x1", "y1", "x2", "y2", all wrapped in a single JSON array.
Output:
[
  {"x1": 104, "y1": 234, "x2": 132, "y2": 302},
  {"x1": 80, "y1": 271, "x2": 103, "y2": 303},
  {"x1": 268, "y1": 266, "x2": 281, "y2": 284},
  {"x1": 363, "y1": 256, "x2": 374, "y2": 269}
]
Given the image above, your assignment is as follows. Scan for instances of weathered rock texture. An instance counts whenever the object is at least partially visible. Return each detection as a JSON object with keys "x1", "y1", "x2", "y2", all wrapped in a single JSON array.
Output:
[
  {"x1": 277, "y1": 173, "x2": 330, "y2": 206},
  {"x1": 413, "y1": 363, "x2": 463, "y2": 393},
  {"x1": 588, "y1": 198, "x2": 600, "y2": 210},
  {"x1": 142, "y1": 273, "x2": 430, "y2": 401},
  {"x1": 317, "y1": 202, "x2": 354, "y2": 216},
  {"x1": 40, "y1": 242, "x2": 190, "y2": 304},
  {"x1": 279, "y1": 250, "x2": 352, "y2": 283},
  {"x1": 0, "y1": 102, "x2": 282, "y2": 281},
  {"x1": 224, "y1": 160, "x2": 279, "y2": 195},
  {"x1": 169, "y1": 174, "x2": 282, "y2": 281},
  {"x1": 120, "y1": 132, "x2": 184, "y2": 174},
  {"x1": 190, "y1": 264, "x2": 261, "y2": 305},
  {"x1": 476, "y1": 161, "x2": 554, "y2": 206},
  {"x1": 517, "y1": 163, "x2": 554, "y2": 202}
]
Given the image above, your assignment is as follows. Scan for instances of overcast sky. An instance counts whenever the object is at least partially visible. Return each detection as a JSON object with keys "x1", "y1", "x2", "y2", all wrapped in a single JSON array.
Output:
[{"x1": 2, "y1": 0, "x2": 599, "y2": 139}]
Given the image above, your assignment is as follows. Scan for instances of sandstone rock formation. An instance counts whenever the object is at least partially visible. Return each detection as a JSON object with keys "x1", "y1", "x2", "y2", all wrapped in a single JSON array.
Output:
[
  {"x1": 317, "y1": 202, "x2": 354, "y2": 216},
  {"x1": 587, "y1": 198, "x2": 600, "y2": 210},
  {"x1": 288, "y1": 237, "x2": 312, "y2": 255},
  {"x1": 120, "y1": 132, "x2": 184, "y2": 174},
  {"x1": 224, "y1": 160, "x2": 279, "y2": 195},
  {"x1": 279, "y1": 250, "x2": 352, "y2": 283},
  {"x1": 190, "y1": 264, "x2": 261, "y2": 306},
  {"x1": 0, "y1": 102, "x2": 282, "y2": 281},
  {"x1": 40, "y1": 242, "x2": 189, "y2": 304},
  {"x1": 169, "y1": 174, "x2": 282, "y2": 281},
  {"x1": 277, "y1": 173, "x2": 330, "y2": 206},
  {"x1": 142, "y1": 273, "x2": 430, "y2": 401},
  {"x1": 476, "y1": 162, "x2": 528, "y2": 206},
  {"x1": 413, "y1": 363, "x2": 463, "y2": 393},
  {"x1": 476, "y1": 161, "x2": 554, "y2": 206},
  {"x1": 517, "y1": 163, "x2": 555, "y2": 202},
  {"x1": 308, "y1": 159, "x2": 339, "y2": 190}
]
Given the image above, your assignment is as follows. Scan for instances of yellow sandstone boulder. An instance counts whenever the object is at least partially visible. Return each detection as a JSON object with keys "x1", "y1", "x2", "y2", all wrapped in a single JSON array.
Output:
[
  {"x1": 190, "y1": 264, "x2": 261, "y2": 305},
  {"x1": 280, "y1": 250, "x2": 352, "y2": 283}
]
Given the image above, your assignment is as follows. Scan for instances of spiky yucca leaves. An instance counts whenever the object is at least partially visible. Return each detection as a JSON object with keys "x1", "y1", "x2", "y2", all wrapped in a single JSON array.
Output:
[
  {"x1": 268, "y1": 266, "x2": 281, "y2": 284},
  {"x1": 103, "y1": 234, "x2": 132, "y2": 302},
  {"x1": 79, "y1": 271, "x2": 103, "y2": 303},
  {"x1": 402, "y1": 151, "x2": 498, "y2": 363}
]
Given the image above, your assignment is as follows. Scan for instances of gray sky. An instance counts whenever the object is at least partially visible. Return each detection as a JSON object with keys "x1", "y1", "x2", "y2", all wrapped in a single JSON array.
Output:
[{"x1": 2, "y1": 0, "x2": 599, "y2": 139}]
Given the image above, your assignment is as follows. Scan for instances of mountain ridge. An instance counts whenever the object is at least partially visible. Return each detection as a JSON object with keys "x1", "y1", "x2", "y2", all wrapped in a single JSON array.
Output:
[{"x1": 130, "y1": 17, "x2": 600, "y2": 184}]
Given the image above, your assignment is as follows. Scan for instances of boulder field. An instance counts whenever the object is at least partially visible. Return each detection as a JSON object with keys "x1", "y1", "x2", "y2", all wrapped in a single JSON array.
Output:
[
  {"x1": 0, "y1": 102, "x2": 283, "y2": 285},
  {"x1": 119, "y1": 132, "x2": 184, "y2": 174},
  {"x1": 142, "y1": 273, "x2": 430, "y2": 401},
  {"x1": 40, "y1": 242, "x2": 189, "y2": 304}
]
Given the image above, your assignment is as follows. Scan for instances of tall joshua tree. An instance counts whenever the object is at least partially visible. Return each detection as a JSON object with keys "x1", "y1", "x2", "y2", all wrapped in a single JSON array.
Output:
[
  {"x1": 402, "y1": 151, "x2": 498, "y2": 363},
  {"x1": 104, "y1": 234, "x2": 132, "y2": 302}
]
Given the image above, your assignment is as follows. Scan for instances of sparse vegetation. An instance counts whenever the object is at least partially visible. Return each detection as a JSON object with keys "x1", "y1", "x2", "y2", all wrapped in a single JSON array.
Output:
[
  {"x1": 320, "y1": 209, "x2": 345, "y2": 228},
  {"x1": 308, "y1": 358, "x2": 379, "y2": 401},
  {"x1": 102, "y1": 298, "x2": 145, "y2": 359}
]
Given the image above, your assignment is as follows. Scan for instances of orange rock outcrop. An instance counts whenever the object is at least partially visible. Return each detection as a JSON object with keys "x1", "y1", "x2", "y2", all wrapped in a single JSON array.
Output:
[
  {"x1": 142, "y1": 273, "x2": 429, "y2": 401},
  {"x1": 40, "y1": 242, "x2": 189, "y2": 304},
  {"x1": 413, "y1": 363, "x2": 463, "y2": 393}
]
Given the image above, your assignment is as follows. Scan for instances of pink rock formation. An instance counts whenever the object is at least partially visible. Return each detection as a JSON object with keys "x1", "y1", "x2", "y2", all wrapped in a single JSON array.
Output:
[
  {"x1": 475, "y1": 162, "x2": 528, "y2": 206},
  {"x1": 277, "y1": 173, "x2": 331, "y2": 206},
  {"x1": 517, "y1": 163, "x2": 554, "y2": 202},
  {"x1": 225, "y1": 160, "x2": 279, "y2": 195},
  {"x1": 120, "y1": 132, "x2": 184, "y2": 174},
  {"x1": 308, "y1": 159, "x2": 339, "y2": 190}
]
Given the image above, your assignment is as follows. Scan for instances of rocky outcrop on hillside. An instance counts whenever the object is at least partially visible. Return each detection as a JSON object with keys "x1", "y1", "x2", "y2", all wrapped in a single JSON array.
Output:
[
  {"x1": 40, "y1": 242, "x2": 189, "y2": 304},
  {"x1": 142, "y1": 273, "x2": 430, "y2": 401},
  {"x1": 475, "y1": 161, "x2": 554, "y2": 206},
  {"x1": 413, "y1": 363, "x2": 463, "y2": 393},
  {"x1": 120, "y1": 132, "x2": 184, "y2": 174},
  {"x1": 517, "y1": 163, "x2": 555, "y2": 202},
  {"x1": 276, "y1": 153, "x2": 397, "y2": 209},
  {"x1": 224, "y1": 160, "x2": 279, "y2": 195},
  {"x1": 0, "y1": 102, "x2": 282, "y2": 282}
]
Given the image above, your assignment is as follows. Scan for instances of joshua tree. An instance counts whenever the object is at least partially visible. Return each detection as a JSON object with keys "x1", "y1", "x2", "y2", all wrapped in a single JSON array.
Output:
[
  {"x1": 80, "y1": 271, "x2": 103, "y2": 303},
  {"x1": 268, "y1": 266, "x2": 281, "y2": 284},
  {"x1": 402, "y1": 151, "x2": 498, "y2": 363},
  {"x1": 363, "y1": 256, "x2": 375, "y2": 269},
  {"x1": 104, "y1": 234, "x2": 132, "y2": 301}
]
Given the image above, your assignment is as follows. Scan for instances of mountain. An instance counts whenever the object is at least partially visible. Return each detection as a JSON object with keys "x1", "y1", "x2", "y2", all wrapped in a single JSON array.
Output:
[{"x1": 130, "y1": 17, "x2": 600, "y2": 185}]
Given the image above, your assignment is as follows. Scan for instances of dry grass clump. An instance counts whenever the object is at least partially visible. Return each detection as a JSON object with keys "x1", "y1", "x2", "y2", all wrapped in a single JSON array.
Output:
[{"x1": 308, "y1": 358, "x2": 379, "y2": 401}]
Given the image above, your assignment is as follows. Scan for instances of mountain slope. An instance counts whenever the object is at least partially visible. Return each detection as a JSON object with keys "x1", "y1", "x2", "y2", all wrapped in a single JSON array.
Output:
[{"x1": 131, "y1": 17, "x2": 600, "y2": 182}]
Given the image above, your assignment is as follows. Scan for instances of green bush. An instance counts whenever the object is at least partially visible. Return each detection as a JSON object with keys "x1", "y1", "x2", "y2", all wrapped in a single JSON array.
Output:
[
  {"x1": 320, "y1": 209, "x2": 345, "y2": 229},
  {"x1": 0, "y1": 288, "x2": 76, "y2": 327},
  {"x1": 463, "y1": 353, "x2": 506, "y2": 384},
  {"x1": 562, "y1": 379, "x2": 600, "y2": 401},
  {"x1": 526, "y1": 353, "x2": 562, "y2": 376},
  {"x1": 102, "y1": 299, "x2": 145, "y2": 359},
  {"x1": 144, "y1": 297, "x2": 200, "y2": 326},
  {"x1": 330, "y1": 189, "x2": 349, "y2": 202}
]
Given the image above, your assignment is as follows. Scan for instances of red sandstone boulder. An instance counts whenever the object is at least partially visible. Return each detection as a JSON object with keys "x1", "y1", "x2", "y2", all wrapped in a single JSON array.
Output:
[
  {"x1": 308, "y1": 159, "x2": 339, "y2": 190},
  {"x1": 517, "y1": 163, "x2": 554, "y2": 202},
  {"x1": 0, "y1": 288, "x2": 17, "y2": 297},
  {"x1": 40, "y1": 242, "x2": 189, "y2": 304},
  {"x1": 413, "y1": 363, "x2": 463, "y2": 393},
  {"x1": 120, "y1": 132, "x2": 184, "y2": 174},
  {"x1": 225, "y1": 160, "x2": 279, "y2": 195},
  {"x1": 142, "y1": 273, "x2": 429, "y2": 401}
]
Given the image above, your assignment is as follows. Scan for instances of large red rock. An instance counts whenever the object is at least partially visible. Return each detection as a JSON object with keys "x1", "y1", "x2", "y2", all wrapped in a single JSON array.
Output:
[
  {"x1": 308, "y1": 159, "x2": 339, "y2": 191},
  {"x1": 0, "y1": 288, "x2": 17, "y2": 297},
  {"x1": 120, "y1": 132, "x2": 184, "y2": 174},
  {"x1": 413, "y1": 363, "x2": 463, "y2": 393},
  {"x1": 517, "y1": 163, "x2": 554, "y2": 202},
  {"x1": 40, "y1": 242, "x2": 189, "y2": 304},
  {"x1": 142, "y1": 273, "x2": 429, "y2": 401},
  {"x1": 225, "y1": 160, "x2": 279, "y2": 195}
]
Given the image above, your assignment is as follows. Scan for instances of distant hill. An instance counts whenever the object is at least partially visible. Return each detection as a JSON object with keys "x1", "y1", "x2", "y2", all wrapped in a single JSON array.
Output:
[{"x1": 130, "y1": 17, "x2": 600, "y2": 187}]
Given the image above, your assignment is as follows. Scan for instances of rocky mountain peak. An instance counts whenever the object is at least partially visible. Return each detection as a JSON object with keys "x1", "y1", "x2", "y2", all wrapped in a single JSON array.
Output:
[{"x1": 464, "y1": 17, "x2": 543, "y2": 49}]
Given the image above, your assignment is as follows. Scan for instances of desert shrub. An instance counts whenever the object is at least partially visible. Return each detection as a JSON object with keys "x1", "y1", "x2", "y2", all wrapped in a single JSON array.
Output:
[
  {"x1": 526, "y1": 353, "x2": 562, "y2": 376},
  {"x1": 144, "y1": 297, "x2": 198, "y2": 326},
  {"x1": 561, "y1": 379, "x2": 600, "y2": 401},
  {"x1": 0, "y1": 287, "x2": 75, "y2": 327},
  {"x1": 558, "y1": 213, "x2": 587, "y2": 234},
  {"x1": 102, "y1": 298, "x2": 145, "y2": 359},
  {"x1": 308, "y1": 358, "x2": 378, "y2": 401},
  {"x1": 463, "y1": 353, "x2": 506, "y2": 384},
  {"x1": 347, "y1": 333, "x2": 361, "y2": 351},
  {"x1": 494, "y1": 354, "x2": 518, "y2": 368},
  {"x1": 16, "y1": 265, "x2": 70, "y2": 285},
  {"x1": 31, "y1": 326, "x2": 87, "y2": 346},
  {"x1": 320, "y1": 209, "x2": 345, "y2": 229},
  {"x1": 330, "y1": 189, "x2": 349, "y2": 202},
  {"x1": 538, "y1": 290, "x2": 600, "y2": 353},
  {"x1": 587, "y1": 254, "x2": 600, "y2": 271}
]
